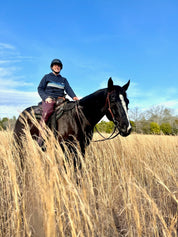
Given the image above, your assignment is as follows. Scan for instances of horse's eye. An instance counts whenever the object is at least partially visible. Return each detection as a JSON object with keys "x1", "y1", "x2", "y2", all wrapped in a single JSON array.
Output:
[{"x1": 110, "y1": 95, "x2": 115, "y2": 102}]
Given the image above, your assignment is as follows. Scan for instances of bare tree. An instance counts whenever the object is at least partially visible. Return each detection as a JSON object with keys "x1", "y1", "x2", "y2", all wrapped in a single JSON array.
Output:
[{"x1": 129, "y1": 105, "x2": 178, "y2": 134}]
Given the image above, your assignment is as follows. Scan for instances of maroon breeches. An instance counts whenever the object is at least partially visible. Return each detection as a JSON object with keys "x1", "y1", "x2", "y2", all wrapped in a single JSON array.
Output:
[{"x1": 42, "y1": 101, "x2": 56, "y2": 123}]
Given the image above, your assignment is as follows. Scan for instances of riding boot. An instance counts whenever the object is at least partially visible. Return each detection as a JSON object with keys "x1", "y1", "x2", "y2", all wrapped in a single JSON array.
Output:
[{"x1": 37, "y1": 100, "x2": 56, "y2": 147}]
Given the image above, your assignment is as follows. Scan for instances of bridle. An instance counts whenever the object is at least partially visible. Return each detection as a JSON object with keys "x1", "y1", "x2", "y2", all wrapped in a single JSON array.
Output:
[
  {"x1": 75, "y1": 90, "x2": 121, "y2": 142},
  {"x1": 93, "y1": 90, "x2": 120, "y2": 142},
  {"x1": 105, "y1": 91, "x2": 119, "y2": 126}
]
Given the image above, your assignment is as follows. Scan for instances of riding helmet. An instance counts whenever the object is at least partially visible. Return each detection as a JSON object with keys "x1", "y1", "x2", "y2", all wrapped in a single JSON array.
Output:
[{"x1": 50, "y1": 59, "x2": 63, "y2": 69}]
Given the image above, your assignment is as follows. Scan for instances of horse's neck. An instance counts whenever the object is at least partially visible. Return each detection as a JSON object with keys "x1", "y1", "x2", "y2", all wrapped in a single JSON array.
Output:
[{"x1": 79, "y1": 89, "x2": 107, "y2": 127}]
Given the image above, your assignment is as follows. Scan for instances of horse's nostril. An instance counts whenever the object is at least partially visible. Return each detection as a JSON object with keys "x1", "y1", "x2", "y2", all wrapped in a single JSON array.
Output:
[
  {"x1": 127, "y1": 127, "x2": 132, "y2": 134},
  {"x1": 123, "y1": 125, "x2": 127, "y2": 131},
  {"x1": 122, "y1": 125, "x2": 125, "y2": 131}
]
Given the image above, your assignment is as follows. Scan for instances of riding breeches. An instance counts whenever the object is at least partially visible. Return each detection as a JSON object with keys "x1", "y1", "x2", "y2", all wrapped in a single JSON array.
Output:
[{"x1": 42, "y1": 101, "x2": 56, "y2": 123}]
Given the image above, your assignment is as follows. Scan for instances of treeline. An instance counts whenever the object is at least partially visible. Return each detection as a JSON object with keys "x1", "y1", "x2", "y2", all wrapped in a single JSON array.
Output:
[
  {"x1": 1, "y1": 106, "x2": 178, "y2": 135},
  {"x1": 95, "y1": 106, "x2": 178, "y2": 135},
  {"x1": 0, "y1": 116, "x2": 16, "y2": 130},
  {"x1": 129, "y1": 106, "x2": 178, "y2": 135}
]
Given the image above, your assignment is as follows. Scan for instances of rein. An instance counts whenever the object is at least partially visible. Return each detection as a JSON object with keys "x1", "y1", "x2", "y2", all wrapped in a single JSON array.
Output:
[
  {"x1": 93, "y1": 125, "x2": 120, "y2": 142},
  {"x1": 93, "y1": 90, "x2": 120, "y2": 142}
]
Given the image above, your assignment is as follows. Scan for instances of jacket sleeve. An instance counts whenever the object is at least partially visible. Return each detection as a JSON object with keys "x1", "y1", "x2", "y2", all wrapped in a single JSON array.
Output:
[
  {"x1": 38, "y1": 75, "x2": 48, "y2": 101},
  {"x1": 64, "y1": 78, "x2": 76, "y2": 99}
]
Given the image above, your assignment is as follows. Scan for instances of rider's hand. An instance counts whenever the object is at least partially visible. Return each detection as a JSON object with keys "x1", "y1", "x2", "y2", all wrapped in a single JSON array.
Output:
[
  {"x1": 73, "y1": 97, "x2": 79, "y2": 101},
  {"x1": 45, "y1": 97, "x2": 53, "y2": 103}
]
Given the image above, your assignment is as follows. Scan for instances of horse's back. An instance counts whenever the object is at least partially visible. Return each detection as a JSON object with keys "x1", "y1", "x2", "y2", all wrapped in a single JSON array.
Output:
[{"x1": 14, "y1": 106, "x2": 38, "y2": 143}]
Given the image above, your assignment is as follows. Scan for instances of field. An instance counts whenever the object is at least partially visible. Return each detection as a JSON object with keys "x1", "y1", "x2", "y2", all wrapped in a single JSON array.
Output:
[{"x1": 0, "y1": 128, "x2": 177, "y2": 237}]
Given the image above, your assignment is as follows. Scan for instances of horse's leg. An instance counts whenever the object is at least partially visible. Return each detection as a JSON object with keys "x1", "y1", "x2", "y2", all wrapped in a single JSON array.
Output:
[
  {"x1": 66, "y1": 141, "x2": 81, "y2": 171},
  {"x1": 59, "y1": 142, "x2": 81, "y2": 185},
  {"x1": 14, "y1": 114, "x2": 39, "y2": 169},
  {"x1": 59, "y1": 142, "x2": 69, "y2": 173},
  {"x1": 14, "y1": 116, "x2": 28, "y2": 170},
  {"x1": 79, "y1": 141, "x2": 86, "y2": 158}
]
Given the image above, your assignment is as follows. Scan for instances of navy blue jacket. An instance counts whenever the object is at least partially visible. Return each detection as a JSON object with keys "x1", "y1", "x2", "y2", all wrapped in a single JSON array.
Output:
[{"x1": 38, "y1": 72, "x2": 76, "y2": 101}]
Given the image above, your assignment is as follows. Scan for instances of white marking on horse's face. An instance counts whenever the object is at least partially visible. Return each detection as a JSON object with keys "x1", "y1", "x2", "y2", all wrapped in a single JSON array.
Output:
[{"x1": 119, "y1": 94, "x2": 131, "y2": 132}]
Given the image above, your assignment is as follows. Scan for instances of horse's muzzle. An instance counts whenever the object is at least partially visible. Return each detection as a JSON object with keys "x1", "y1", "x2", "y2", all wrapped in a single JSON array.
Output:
[{"x1": 118, "y1": 125, "x2": 132, "y2": 137}]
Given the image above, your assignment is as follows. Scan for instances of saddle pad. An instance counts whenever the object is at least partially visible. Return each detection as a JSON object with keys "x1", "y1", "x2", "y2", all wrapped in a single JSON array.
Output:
[
  {"x1": 34, "y1": 105, "x2": 42, "y2": 120},
  {"x1": 33, "y1": 101, "x2": 75, "y2": 121},
  {"x1": 55, "y1": 102, "x2": 65, "y2": 120},
  {"x1": 55, "y1": 101, "x2": 76, "y2": 120}
]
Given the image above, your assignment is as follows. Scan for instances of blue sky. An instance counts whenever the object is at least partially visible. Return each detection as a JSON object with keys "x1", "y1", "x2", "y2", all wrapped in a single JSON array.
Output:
[{"x1": 0, "y1": 0, "x2": 178, "y2": 118}]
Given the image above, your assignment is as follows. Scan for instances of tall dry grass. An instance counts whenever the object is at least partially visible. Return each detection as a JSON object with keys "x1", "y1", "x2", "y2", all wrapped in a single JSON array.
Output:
[{"x1": 0, "y1": 127, "x2": 177, "y2": 237}]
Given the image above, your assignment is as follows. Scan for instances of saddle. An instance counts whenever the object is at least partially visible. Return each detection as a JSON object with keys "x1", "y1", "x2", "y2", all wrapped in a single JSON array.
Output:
[{"x1": 34, "y1": 98, "x2": 76, "y2": 125}]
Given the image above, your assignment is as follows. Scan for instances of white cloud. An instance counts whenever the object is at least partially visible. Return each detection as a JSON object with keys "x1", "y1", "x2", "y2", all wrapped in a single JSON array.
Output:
[
  {"x1": 0, "y1": 89, "x2": 41, "y2": 118},
  {"x1": 158, "y1": 100, "x2": 178, "y2": 115},
  {"x1": 160, "y1": 100, "x2": 178, "y2": 107},
  {"x1": 0, "y1": 42, "x2": 38, "y2": 118},
  {"x1": 0, "y1": 89, "x2": 40, "y2": 105},
  {"x1": 0, "y1": 78, "x2": 33, "y2": 89},
  {"x1": 0, "y1": 43, "x2": 15, "y2": 50},
  {"x1": 0, "y1": 105, "x2": 25, "y2": 118},
  {"x1": 129, "y1": 84, "x2": 178, "y2": 115}
]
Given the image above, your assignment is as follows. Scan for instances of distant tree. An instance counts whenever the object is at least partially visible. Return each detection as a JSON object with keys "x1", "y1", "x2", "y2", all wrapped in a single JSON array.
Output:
[
  {"x1": 141, "y1": 120, "x2": 150, "y2": 134},
  {"x1": 160, "y1": 123, "x2": 172, "y2": 135},
  {"x1": 150, "y1": 122, "x2": 160, "y2": 134},
  {"x1": 130, "y1": 121, "x2": 136, "y2": 132},
  {"x1": 129, "y1": 107, "x2": 141, "y2": 121},
  {"x1": 95, "y1": 121, "x2": 115, "y2": 133},
  {"x1": 129, "y1": 107, "x2": 145, "y2": 133},
  {"x1": 0, "y1": 117, "x2": 8, "y2": 130},
  {"x1": 0, "y1": 116, "x2": 16, "y2": 130},
  {"x1": 105, "y1": 121, "x2": 114, "y2": 133},
  {"x1": 161, "y1": 108, "x2": 173, "y2": 123},
  {"x1": 172, "y1": 119, "x2": 178, "y2": 135},
  {"x1": 95, "y1": 121, "x2": 107, "y2": 133},
  {"x1": 146, "y1": 106, "x2": 173, "y2": 125},
  {"x1": 130, "y1": 105, "x2": 178, "y2": 135}
]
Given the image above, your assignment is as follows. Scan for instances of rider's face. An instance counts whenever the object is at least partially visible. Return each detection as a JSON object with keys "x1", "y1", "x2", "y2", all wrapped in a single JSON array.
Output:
[{"x1": 52, "y1": 64, "x2": 61, "y2": 74}]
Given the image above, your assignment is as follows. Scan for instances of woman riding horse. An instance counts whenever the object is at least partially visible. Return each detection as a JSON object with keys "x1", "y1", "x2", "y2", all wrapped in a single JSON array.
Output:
[
  {"x1": 14, "y1": 78, "x2": 131, "y2": 169},
  {"x1": 37, "y1": 59, "x2": 79, "y2": 146}
]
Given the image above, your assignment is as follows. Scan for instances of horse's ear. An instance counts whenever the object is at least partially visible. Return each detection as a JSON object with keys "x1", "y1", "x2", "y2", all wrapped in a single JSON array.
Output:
[
  {"x1": 108, "y1": 77, "x2": 114, "y2": 92},
  {"x1": 122, "y1": 80, "x2": 130, "y2": 91}
]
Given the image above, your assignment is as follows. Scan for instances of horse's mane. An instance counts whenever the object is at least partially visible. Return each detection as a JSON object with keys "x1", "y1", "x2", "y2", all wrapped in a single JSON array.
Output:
[{"x1": 79, "y1": 88, "x2": 107, "y2": 105}]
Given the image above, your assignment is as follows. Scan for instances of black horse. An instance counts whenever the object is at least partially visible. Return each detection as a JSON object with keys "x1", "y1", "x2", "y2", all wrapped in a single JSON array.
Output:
[{"x1": 14, "y1": 78, "x2": 131, "y2": 166}]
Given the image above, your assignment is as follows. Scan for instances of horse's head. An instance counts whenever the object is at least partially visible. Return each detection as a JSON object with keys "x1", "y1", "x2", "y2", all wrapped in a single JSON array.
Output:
[{"x1": 105, "y1": 78, "x2": 132, "y2": 137}]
